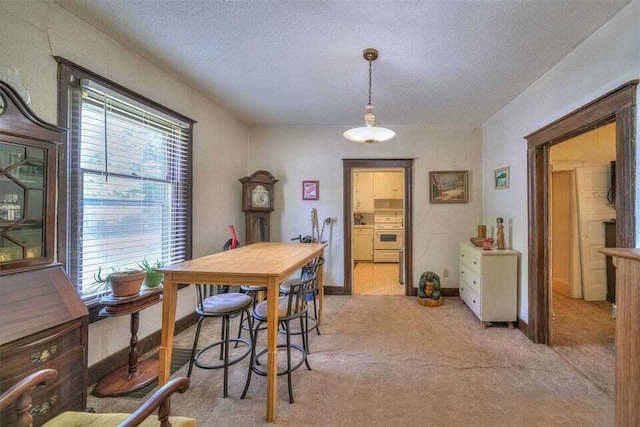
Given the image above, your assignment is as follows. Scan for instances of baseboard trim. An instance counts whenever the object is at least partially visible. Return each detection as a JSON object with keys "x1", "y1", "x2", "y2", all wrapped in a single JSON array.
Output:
[
  {"x1": 441, "y1": 288, "x2": 460, "y2": 297},
  {"x1": 324, "y1": 286, "x2": 458, "y2": 297},
  {"x1": 324, "y1": 286, "x2": 345, "y2": 295},
  {"x1": 517, "y1": 318, "x2": 529, "y2": 338},
  {"x1": 88, "y1": 312, "x2": 199, "y2": 386}
]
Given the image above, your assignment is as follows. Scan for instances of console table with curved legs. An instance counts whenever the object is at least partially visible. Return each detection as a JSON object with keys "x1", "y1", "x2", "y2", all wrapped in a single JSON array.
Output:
[{"x1": 93, "y1": 287, "x2": 163, "y2": 397}]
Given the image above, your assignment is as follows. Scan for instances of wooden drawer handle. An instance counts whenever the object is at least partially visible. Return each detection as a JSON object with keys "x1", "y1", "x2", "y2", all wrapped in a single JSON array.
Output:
[
  {"x1": 30, "y1": 396, "x2": 57, "y2": 416},
  {"x1": 473, "y1": 261, "x2": 477, "y2": 265},
  {"x1": 461, "y1": 254, "x2": 465, "y2": 257},
  {"x1": 30, "y1": 345, "x2": 57, "y2": 363},
  {"x1": 461, "y1": 270, "x2": 464, "y2": 274}
]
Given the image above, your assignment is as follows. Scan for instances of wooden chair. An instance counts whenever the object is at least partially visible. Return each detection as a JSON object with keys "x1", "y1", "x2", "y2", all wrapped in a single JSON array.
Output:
[{"x1": 0, "y1": 369, "x2": 194, "y2": 427}]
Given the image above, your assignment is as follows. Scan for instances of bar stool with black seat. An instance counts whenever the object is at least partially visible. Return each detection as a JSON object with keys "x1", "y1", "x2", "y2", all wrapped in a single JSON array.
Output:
[
  {"x1": 279, "y1": 257, "x2": 325, "y2": 340},
  {"x1": 241, "y1": 276, "x2": 315, "y2": 404},
  {"x1": 187, "y1": 285, "x2": 253, "y2": 398}
]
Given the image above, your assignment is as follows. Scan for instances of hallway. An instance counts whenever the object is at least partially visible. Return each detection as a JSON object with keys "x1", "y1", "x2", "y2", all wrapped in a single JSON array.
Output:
[{"x1": 551, "y1": 291, "x2": 615, "y2": 396}]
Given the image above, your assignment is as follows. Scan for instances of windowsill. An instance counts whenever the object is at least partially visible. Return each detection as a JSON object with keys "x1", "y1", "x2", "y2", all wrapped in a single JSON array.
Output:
[{"x1": 87, "y1": 301, "x2": 104, "y2": 324}]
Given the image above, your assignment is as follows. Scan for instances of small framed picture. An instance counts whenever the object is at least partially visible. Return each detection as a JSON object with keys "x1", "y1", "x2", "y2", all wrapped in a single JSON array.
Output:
[
  {"x1": 302, "y1": 180, "x2": 319, "y2": 200},
  {"x1": 494, "y1": 166, "x2": 510, "y2": 190},
  {"x1": 429, "y1": 171, "x2": 468, "y2": 203}
]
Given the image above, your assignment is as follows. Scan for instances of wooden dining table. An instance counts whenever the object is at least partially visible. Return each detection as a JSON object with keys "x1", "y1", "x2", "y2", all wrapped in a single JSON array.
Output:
[{"x1": 158, "y1": 242, "x2": 327, "y2": 422}]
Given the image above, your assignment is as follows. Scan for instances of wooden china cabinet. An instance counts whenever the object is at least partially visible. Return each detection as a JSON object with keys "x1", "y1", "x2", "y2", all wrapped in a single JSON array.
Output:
[{"x1": 0, "y1": 81, "x2": 88, "y2": 426}]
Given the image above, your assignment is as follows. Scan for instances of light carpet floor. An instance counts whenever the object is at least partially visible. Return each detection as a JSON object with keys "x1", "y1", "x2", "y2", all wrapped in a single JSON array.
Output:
[
  {"x1": 88, "y1": 295, "x2": 613, "y2": 426},
  {"x1": 551, "y1": 291, "x2": 615, "y2": 397}
]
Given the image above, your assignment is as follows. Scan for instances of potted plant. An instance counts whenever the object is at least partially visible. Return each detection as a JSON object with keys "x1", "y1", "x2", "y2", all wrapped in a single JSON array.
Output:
[
  {"x1": 138, "y1": 258, "x2": 163, "y2": 288},
  {"x1": 93, "y1": 266, "x2": 145, "y2": 298}
]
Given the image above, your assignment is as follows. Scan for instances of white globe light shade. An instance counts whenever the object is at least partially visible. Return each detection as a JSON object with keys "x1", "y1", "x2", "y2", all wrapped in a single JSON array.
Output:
[{"x1": 343, "y1": 126, "x2": 396, "y2": 144}]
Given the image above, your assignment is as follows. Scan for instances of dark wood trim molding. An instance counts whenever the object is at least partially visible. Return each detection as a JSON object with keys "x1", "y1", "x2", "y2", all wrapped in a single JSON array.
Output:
[
  {"x1": 56, "y1": 59, "x2": 195, "y2": 303},
  {"x1": 524, "y1": 80, "x2": 637, "y2": 344},
  {"x1": 342, "y1": 159, "x2": 414, "y2": 296},
  {"x1": 517, "y1": 318, "x2": 529, "y2": 338},
  {"x1": 324, "y1": 286, "x2": 345, "y2": 295},
  {"x1": 440, "y1": 288, "x2": 460, "y2": 297},
  {"x1": 88, "y1": 312, "x2": 198, "y2": 386},
  {"x1": 55, "y1": 57, "x2": 196, "y2": 125}
]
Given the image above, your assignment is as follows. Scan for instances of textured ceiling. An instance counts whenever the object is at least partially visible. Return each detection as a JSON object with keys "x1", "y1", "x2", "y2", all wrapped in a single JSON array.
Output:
[{"x1": 56, "y1": 0, "x2": 630, "y2": 127}]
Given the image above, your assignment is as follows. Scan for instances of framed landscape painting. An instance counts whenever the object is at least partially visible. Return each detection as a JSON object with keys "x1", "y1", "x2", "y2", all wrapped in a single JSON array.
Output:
[
  {"x1": 429, "y1": 170, "x2": 468, "y2": 203},
  {"x1": 494, "y1": 166, "x2": 510, "y2": 189}
]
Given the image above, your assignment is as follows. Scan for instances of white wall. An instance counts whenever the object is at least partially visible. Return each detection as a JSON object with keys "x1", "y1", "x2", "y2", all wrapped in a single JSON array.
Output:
[
  {"x1": 248, "y1": 125, "x2": 483, "y2": 289},
  {"x1": 482, "y1": 0, "x2": 640, "y2": 321},
  {"x1": 0, "y1": 1, "x2": 248, "y2": 365},
  {"x1": 549, "y1": 123, "x2": 616, "y2": 167}
]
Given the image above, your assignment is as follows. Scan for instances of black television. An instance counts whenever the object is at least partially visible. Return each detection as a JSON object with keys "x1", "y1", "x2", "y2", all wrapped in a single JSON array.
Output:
[{"x1": 608, "y1": 160, "x2": 616, "y2": 206}]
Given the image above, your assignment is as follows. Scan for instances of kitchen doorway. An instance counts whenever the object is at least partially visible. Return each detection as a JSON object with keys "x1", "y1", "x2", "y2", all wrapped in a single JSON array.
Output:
[{"x1": 342, "y1": 159, "x2": 413, "y2": 296}]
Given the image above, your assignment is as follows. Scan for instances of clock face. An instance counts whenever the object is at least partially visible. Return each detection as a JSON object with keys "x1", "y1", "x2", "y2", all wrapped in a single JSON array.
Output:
[{"x1": 251, "y1": 185, "x2": 270, "y2": 208}]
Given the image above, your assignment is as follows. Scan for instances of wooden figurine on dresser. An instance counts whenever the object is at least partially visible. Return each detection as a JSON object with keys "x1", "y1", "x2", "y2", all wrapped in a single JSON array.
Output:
[
  {"x1": 496, "y1": 217, "x2": 506, "y2": 250},
  {"x1": 0, "y1": 81, "x2": 89, "y2": 426}
]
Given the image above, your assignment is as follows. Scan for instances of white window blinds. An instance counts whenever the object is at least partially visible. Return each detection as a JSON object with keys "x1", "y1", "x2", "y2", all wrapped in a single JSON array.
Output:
[{"x1": 68, "y1": 81, "x2": 191, "y2": 303}]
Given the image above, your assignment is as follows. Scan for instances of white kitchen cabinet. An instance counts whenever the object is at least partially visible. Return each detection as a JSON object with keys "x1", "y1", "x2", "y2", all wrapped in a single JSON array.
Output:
[
  {"x1": 354, "y1": 227, "x2": 374, "y2": 261},
  {"x1": 353, "y1": 171, "x2": 374, "y2": 213},
  {"x1": 373, "y1": 172, "x2": 404, "y2": 199},
  {"x1": 459, "y1": 242, "x2": 518, "y2": 329}
]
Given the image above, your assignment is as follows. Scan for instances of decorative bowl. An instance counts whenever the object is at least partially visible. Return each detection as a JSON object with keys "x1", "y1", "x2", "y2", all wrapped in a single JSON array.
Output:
[{"x1": 470, "y1": 237, "x2": 494, "y2": 247}]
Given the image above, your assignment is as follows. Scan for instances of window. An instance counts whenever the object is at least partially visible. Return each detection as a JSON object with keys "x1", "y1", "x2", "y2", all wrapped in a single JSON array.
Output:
[{"x1": 57, "y1": 59, "x2": 193, "y2": 304}]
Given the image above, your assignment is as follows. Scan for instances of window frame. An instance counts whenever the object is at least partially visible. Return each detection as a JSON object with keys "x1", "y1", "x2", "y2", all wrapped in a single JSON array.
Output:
[{"x1": 56, "y1": 57, "x2": 194, "y2": 321}]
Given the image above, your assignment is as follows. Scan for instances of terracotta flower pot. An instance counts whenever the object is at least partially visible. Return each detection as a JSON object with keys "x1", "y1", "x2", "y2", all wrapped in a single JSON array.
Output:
[{"x1": 109, "y1": 271, "x2": 145, "y2": 298}]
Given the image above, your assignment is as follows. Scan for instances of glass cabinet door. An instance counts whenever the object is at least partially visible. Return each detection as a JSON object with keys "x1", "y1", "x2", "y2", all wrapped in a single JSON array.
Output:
[{"x1": 0, "y1": 141, "x2": 47, "y2": 263}]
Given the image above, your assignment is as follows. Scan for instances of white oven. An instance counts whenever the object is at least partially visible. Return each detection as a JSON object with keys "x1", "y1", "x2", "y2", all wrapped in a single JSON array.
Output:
[
  {"x1": 374, "y1": 229, "x2": 404, "y2": 250},
  {"x1": 374, "y1": 214, "x2": 404, "y2": 262}
]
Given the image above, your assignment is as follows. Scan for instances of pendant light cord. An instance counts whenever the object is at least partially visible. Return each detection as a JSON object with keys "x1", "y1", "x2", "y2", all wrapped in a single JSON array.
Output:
[{"x1": 368, "y1": 59, "x2": 373, "y2": 106}]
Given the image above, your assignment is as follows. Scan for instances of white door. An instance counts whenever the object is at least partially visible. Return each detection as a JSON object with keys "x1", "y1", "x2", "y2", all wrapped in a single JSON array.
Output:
[{"x1": 575, "y1": 166, "x2": 615, "y2": 301}]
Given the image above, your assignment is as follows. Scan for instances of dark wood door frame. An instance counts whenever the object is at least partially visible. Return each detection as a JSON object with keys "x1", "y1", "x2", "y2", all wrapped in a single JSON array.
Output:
[
  {"x1": 524, "y1": 81, "x2": 637, "y2": 344},
  {"x1": 343, "y1": 159, "x2": 414, "y2": 296}
]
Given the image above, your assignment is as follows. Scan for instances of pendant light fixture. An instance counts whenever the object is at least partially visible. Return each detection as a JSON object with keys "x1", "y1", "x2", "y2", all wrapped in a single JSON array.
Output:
[{"x1": 343, "y1": 48, "x2": 395, "y2": 144}]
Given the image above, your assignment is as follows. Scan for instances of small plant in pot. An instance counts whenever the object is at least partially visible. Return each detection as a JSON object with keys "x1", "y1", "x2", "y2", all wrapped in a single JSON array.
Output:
[
  {"x1": 138, "y1": 258, "x2": 163, "y2": 288},
  {"x1": 93, "y1": 266, "x2": 145, "y2": 298}
]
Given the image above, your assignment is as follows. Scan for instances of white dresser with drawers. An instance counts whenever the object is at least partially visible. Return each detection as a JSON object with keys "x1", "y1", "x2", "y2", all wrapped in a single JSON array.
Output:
[{"x1": 459, "y1": 242, "x2": 518, "y2": 329}]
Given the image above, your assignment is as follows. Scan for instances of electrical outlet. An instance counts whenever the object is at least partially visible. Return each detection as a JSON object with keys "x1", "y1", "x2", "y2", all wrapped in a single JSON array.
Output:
[{"x1": 443, "y1": 268, "x2": 449, "y2": 278}]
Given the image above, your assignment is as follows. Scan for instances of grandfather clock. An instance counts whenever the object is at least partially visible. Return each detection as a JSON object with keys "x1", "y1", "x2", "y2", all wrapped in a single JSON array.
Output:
[{"x1": 240, "y1": 170, "x2": 278, "y2": 244}]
